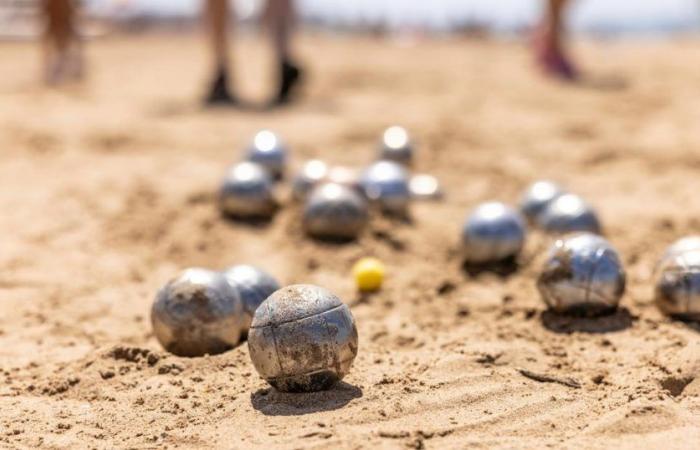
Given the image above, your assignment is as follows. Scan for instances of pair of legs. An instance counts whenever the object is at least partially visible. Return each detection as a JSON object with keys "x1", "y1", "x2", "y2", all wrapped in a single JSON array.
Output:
[
  {"x1": 40, "y1": 0, "x2": 573, "y2": 90},
  {"x1": 204, "y1": 0, "x2": 302, "y2": 106},
  {"x1": 536, "y1": 0, "x2": 578, "y2": 80},
  {"x1": 42, "y1": 0, "x2": 83, "y2": 85}
]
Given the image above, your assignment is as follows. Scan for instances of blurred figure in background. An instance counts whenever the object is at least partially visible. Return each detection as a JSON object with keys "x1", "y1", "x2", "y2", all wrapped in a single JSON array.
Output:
[
  {"x1": 42, "y1": 0, "x2": 83, "y2": 85},
  {"x1": 535, "y1": 0, "x2": 578, "y2": 80},
  {"x1": 204, "y1": 0, "x2": 303, "y2": 106}
]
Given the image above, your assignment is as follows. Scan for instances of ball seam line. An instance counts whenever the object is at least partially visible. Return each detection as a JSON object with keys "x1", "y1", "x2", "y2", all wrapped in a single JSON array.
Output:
[
  {"x1": 250, "y1": 304, "x2": 345, "y2": 329},
  {"x1": 265, "y1": 356, "x2": 356, "y2": 382},
  {"x1": 321, "y1": 311, "x2": 341, "y2": 375},
  {"x1": 269, "y1": 324, "x2": 287, "y2": 375}
]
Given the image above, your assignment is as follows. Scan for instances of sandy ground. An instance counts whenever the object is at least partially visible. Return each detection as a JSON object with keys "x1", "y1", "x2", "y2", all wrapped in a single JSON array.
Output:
[{"x1": 2, "y1": 32, "x2": 700, "y2": 449}]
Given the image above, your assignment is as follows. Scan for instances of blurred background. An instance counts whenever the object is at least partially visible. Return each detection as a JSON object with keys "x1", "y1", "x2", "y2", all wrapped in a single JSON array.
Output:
[{"x1": 2, "y1": 0, "x2": 700, "y2": 37}]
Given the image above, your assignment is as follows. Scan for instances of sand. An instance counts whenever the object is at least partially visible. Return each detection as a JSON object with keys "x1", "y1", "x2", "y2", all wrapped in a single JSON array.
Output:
[{"x1": 1, "y1": 32, "x2": 700, "y2": 449}]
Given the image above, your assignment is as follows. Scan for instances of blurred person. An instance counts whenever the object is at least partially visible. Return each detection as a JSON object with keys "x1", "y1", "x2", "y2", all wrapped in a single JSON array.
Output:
[
  {"x1": 204, "y1": 0, "x2": 303, "y2": 106},
  {"x1": 535, "y1": 0, "x2": 578, "y2": 80},
  {"x1": 42, "y1": 0, "x2": 83, "y2": 84}
]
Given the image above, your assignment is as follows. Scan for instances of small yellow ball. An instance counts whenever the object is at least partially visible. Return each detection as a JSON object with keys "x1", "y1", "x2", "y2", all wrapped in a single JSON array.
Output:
[{"x1": 353, "y1": 257, "x2": 385, "y2": 292}]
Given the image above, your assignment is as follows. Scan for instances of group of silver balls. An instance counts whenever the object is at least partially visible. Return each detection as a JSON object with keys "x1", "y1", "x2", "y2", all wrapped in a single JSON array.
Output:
[
  {"x1": 154, "y1": 126, "x2": 443, "y2": 392},
  {"x1": 152, "y1": 266, "x2": 359, "y2": 393},
  {"x1": 219, "y1": 127, "x2": 442, "y2": 240},
  {"x1": 151, "y1": 129, "x2": 699, "y2": 396},
  {"x1": 461, "y1": 181, "x2": 601, "y2": 265},
  {"x1": 463, "y1": 180, "x2": 699, "y2": 320}
]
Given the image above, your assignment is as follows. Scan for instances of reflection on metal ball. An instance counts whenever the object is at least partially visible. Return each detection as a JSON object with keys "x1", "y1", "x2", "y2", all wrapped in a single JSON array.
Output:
[
  {"x1": 303, "y1": 183, "x2": 368, "y2": 240},
  {"x1": 537, "y1": 193, "x2": 601, "y2": 235},
  {"x1": 379, "y1": 126, "x2": 413, "y2": 165},
  {"x1": 151, "y1": 268, "x2": 244, "y2": 357},
  {"x1": 537, "y1": 233, "x2": 625, "y2": 316},
  {"x1": 245, "y1": 130, "x2": 287, "y2": 178},
  {"x1": 461, "y1": 202, "x2": 526, "y2": 264},
  {"x1": 223, "y1": 265, "x2": 281, "y2": 332},
  {"x1": 409, "y1": 174, "x2": 442, "y2": 200},
  {"x1": 360, "y1": 160, "x2": 410, "y2": 214},
  {"x1": 292, "y1": 159, "x2": 329, "y2": 201},
  {"x1": 655, "y1": 236, "x2": 700, "y2": 320},
  {"x1": 219, "y1": 161, "x2": 276, "y2": 219},
  {"x1": 248, "y1": 284, "x2": 359, "y2": 392},
  {"x1": 519, "y1": 180, "x2": 565, "y2": 222},
  {"x1": 661, "y1": 236, "x2": 700, "y2": 260}
]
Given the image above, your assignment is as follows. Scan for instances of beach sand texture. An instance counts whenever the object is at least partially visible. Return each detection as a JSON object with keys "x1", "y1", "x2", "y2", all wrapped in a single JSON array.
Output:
[{"x1": 1, "y1": 34, "x2": 700, "y2": 448}]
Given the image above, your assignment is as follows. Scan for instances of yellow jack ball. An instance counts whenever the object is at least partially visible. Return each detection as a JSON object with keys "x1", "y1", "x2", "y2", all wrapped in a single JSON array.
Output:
[{"x1": 353, "y1": 257, "x2": 385, "y2": 292}]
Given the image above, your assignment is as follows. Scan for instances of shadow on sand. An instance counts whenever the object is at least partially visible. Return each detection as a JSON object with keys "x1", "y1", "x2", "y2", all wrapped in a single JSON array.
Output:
[
  {"x1": 221, "y1": 211, "x2": 277, "y2": 229},
  {"x1": 149, "y1": 96, "x2": 285, "y2": 118},
  {"x1": 541, "y1": 307, "x2": 635, "y2": 334},
  {"x1": 250, "y1": 381, "x2": 363, "y2": 416},
  {"x1": 309, "y1": 235, "x2": 360, "y2": 246},
  {"x1": 579, "y1": 73, "x2": 629, "y2": 92},
  {"x1": 462, "y1": 256, "x2": 520, "y2": 279},
  {"x1": 669, "y1": 315, "x2": 700, "y2": 333}
]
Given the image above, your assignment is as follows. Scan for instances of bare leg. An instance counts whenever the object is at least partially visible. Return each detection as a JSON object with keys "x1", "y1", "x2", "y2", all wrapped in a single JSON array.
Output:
[
  {"x1": 42, "y1": 0, "x2": 82, "y2": 84},
  {"x1": 265, "y1": 0, "x2": 302, "y2": 105},
  {"x1": 535, "y1": 0, "x2": 578, "y2": 80},
  {"x1": 204, "y1": 0, "x2": 236, "y2": 104}
]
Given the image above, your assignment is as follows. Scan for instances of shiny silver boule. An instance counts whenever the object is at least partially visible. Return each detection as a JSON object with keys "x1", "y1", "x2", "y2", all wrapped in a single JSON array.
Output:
[
  {"x1": 379, "y1": 126, "x2": 413, "y2": 165},
  {"x1": 303, "y1": 183, "x2": 368, "y2": 240},
  {"x1": 360, "y1": 160, "x2": 410, "y2": 214},
  {"x1": 248, "y1": 284, "x2": 359, "y2": 392},
  {"x1": 537, "y1": 193, "x2": 601, "y2": 234},
  {"x1": 654, "y1": 237, "x2": 700, "y2": 320},
  {"x1": 461, "y1": 202, "x2": 526, "y2": 264},
  {"x1": 519, "y1": 180, "x2": 565, "y2": 222},
  {"x1": 151, "y1": 268, "x2": 244, "y2": 357},
  {"x1": 223, "y1": 265, "x2": 281, "y2": 332},
  {"x1": 537, "y1": 233, "x2": 625, "y2": 316},
  {"x1": 409, "y1": 174, "x2": 443, "y2": 200},
  {"x1": 219, "y1": 161, "x2": 276, "y2": 218},
  {"x1": 292, "y1": 160, "x2": 329, "y2": 201},
  {"x1": 661, "y1": 236, "x2": 700, "y2": 259},
  {"x1": 245, "y1": 130, "x2": 287, "y2": 178}
]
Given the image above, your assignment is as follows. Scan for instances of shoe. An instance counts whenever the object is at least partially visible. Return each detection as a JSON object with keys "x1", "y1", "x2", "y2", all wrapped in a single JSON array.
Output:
[
  {"x1": 533, "y1": 26, "x2": 579, "y2": 81},
  {"x1": 272, "y1": 60, "x2": 302, "y2": 105},
  {"x1": 205, "y1": 68, "x2": 237, "y2": 106},
  {"x1": 537, "y1": 46, "x2": 578, "y2": 81}
]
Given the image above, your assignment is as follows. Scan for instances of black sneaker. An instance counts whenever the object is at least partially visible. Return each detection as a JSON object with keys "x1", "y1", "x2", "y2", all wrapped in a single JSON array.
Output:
[
  {"x1": 204, "y1": 68, "x2": 237, "y2": 106},
  {"x1": 273, "y1": 60, "x2": 302, "y2": 105}
]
